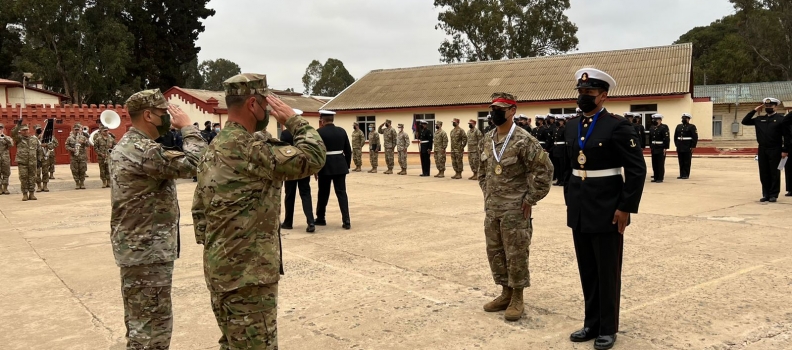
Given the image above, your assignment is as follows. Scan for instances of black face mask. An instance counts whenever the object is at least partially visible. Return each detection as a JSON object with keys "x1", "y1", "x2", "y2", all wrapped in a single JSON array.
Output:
[
  {"x1": 452, "y1": 122, "x2": 458, "y2": 127},
  {"x1": 491, "y1": 110, "x2": 508, "y2": 126},
  {"x1": 682, "y1": 119, "x2": 689, "y2": 125},
  {"x1": 468, "y1": 124, "x2": 474, "y2": 129},
  {"x1": 36, "y1": 129, "x2": 42, "y2": 135},
  {"x1": 435, "y1": 126, "x2": 440, "y2": 130},
  {"x1": 577, "y1": 94, "x2": 599, "y2": 113},
  {"x1": 765, "y1": 108, "x2": 775, "y2": 115}
]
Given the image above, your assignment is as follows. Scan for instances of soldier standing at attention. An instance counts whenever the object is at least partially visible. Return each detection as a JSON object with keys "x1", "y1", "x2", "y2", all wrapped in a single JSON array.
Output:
[
  {"x1": 367, "y1": 123, "x2": 380, "y2": 173},
  {"x1": 449, "y1": 118, "x2": 468, "y2": 179},
  {"x1": 741, "y1": 97, "x2": 791, "y2": 202},
  {"x1": 649, "y1": 114, "x2": 670, "y2": 183},
  {"x1": 279, "y1": 124, "x2": 316, "y2": 233},
  {"x1": 396, "y1": 124, "x2": 410, "y2": 175},
  {"x1": 315, "y1": 110, "x2": 352, "y2": 230},
  {"x1": 483, "y1": 114, "x2": 495, "y2": 133},
  {"x1": 628, "y1": 113, "x2": 646, "y2": 149},
  {"x1": 65, "y1": 124, "x2": 88, "y2": 189},
  {"x1": 466, "y1": 119, "x2": 484, "y2": 180},
  {"x1": 33, "y1": 125, "x2": 49, "y2": 192},
  {"x1": 45, "y1": 131, "x2": 58, "y2": 180},
  {"x1": 419, "y1": 121, "x2": 433, "y2": 176},
  {"x1": 378, "y1": 119, "x2": 398, "y2": 174},
  {"x1": 12, "y1": 122, "x2": 43, "y2": 200},
  {"x1": 479, "y1": 92, "x2": 553, "y2": 322},
  {"x1": 94, "y1": 126, "x2": 117, "y2": 188},
  {"x1": 0, "y1": 123, "x2": 13, "y2": 195},
  {"x1": 351, "y1": 123, "x2": 365, "y2": 172},
  {"x1": 193, "y1": 74, "x2": 325, "y2": 349},
  {"x1": 110, "y1": 89, "x2": 205, "y2": 349},
  {"x1": 674, "y1": 113, "x2": 698, "y2": 179},
  {"x1": 552, "y1": 115, "x2": 569, "y2": 186},
  {"x1": 532, "y1": 115, "x2": 546, "y2": 149},
  {"x1": 433, "y1": 121, "x2": 449, "y2": 178},
  {"x1": 565, "y1": 69, "x2": 646, "y2": 350}
]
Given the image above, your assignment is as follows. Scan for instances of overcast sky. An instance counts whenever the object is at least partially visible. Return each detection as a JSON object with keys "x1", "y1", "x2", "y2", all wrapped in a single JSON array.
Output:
[{"x1": 196, "y1": 0, "x2": 736, "y2": 93}]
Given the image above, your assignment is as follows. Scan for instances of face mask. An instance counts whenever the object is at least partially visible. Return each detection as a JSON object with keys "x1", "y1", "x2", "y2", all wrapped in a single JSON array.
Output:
[
  {"x1": 682, "y1": 119, "x2": 689, "y2": 125},
  {"x1": 435, "y1": 126, "x2": 440, "y2": 130},
  {"x1": 148, "y1": 111, "x2": 171, "y2": 137},
  {"x1": 36, "y1": 129, "x2": 42, "y2": 135},
  {"x1": 368, "y1": 127, "x2": 373, "y2": 131},
  {"x1": 214, "y1": 127, "x2": 220, "y2": 133},
  {"x1": 468, "y1": 124, "x2": 474, "y2": 129},
  {"x1": 491, "y1": 109, "x2": 508, "y2": 126},
  {"x1": 577, "y1": 94, "x2": 599, "y2": 113},
  {"x1": 255, "y1": 103, "x2": 269, "y2": 131},
  {"x1": 452, "y1": 122, "x2": 458, "y2": 127},
  {"x1": 765, "y1": 108, "x2": 775, "y2": 115}
]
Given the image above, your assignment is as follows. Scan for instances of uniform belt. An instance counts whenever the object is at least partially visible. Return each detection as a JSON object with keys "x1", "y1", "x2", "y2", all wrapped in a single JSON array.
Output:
[
  {"x1": 539, "y1": 141, "x2": 546, "y2": 144},
  {"x1": 677, "y1": 137, "x2": 692, "y2": 140},
  {"x1": 326, "y1": 150, "x2": 344, "y2": 155},
  {"x1": 554, "y1": 142, "x2": 566, "y2": 145},
  {"x1": 572, "y1": 168, "x2": 622, "y2": 178},
  {"x1": 420, "y1": 141, "x2": 429, "y2": 143},
  {"x1": 652, "y1": 141, "x2": 664, "y2": 144}
]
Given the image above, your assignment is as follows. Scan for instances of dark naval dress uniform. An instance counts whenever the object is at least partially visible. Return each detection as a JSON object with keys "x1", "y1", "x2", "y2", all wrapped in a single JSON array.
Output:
[
  {"x1": 419, "y1": 124, "x2": 433, "y2": 176},
  {"x1": 280, "y1": 129, "x2": 315, "y2": 230},
  {"x1": 673, "y1": 120, "x2": 698, "y2": 179},
  {"x1": 552, "y1": 121, "x2": 569, "y2": 185},
  {"x1": 741, "y1": 108, "x2": 791, "y2": 201},
  {"x1": 649, "y1": 119, "x2": 670, "y2": 182},
  {"x1": 315, "y1": 122, "x2": 352, "y2": 228}
]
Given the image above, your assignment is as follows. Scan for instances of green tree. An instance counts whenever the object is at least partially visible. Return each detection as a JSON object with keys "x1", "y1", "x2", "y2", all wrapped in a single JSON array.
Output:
[
  {"x1": 729, "y1": 0, "x2": 792, "y2": 80},
  {"x1": 183, "y1": 57, "x2": 204, "y2": 89},
  {"x1": 199, "y1": 58, "x2": 241, "y2": 91},
  {"x1": 0, "y1": 0, "x2": 22, "y2": 79},
  {"x1": 301, "y1": 59, "x2": 323, "y2": 95},
  {"x1": 434, "y1": 0, "x2": 578, "y2": 63},
  {"x1": 313, "y1": 58, "x2": 355, "y2": 97}
]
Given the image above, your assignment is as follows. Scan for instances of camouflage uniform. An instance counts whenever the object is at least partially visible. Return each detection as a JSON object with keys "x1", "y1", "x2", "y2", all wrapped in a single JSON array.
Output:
[
  {"x1": 378, "y1": 121, "x2": 398, "y2": 174},
  {"x1": 368, "y1": 126, "x2": 380, "y2": 172},
  {"x1": 467, "y1": 121, "x2": 484, "y2": 180},
  {"x1": 192, "y1": 73, "x2": 326, "y2": 350},
  {"x1": 94, "y1": 128, "x2": 117, "y2": 187},
  {"x1": 32, "y1": 125, "x2": 50, "y2": 191},
  {"x1": 396, "y1": 125, "x2": 410, "y2": 175},
  {"x1": 0, "y1": 123, "x2": 14, "y2": 194},
  {"x1": 433, "y1": 121, "x2": 449, "y2": 177},
  {"x1": 254, "y1": 130, "x2": 273, "y2": 141},
  {"x1": 351, "y1": 127, "x2": 365, "y2": 171},
  {"x1": 478, "y1": 92, "x2": 553, "y2": 321},
  {"x1": 111, "y1": 89, "x2": 207, "y2": 350},
  {"x1": 12, "y1": 123, "x2": 43, "y2": 200},
  {"x1": 449, "y1": 120, "x2": 468, "y2": 179},
  {"x1": 65, "y1": 125, "x2": 88, "y2": 189},
  {"x1": 46, "y1": 138, "x2": 59, "y2": 178}
]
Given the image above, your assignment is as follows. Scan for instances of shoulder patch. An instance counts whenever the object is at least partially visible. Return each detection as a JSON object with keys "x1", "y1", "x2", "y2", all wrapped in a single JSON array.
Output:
[{"x1": 275, "y1": 145, "x2": 300, "y2": 160}]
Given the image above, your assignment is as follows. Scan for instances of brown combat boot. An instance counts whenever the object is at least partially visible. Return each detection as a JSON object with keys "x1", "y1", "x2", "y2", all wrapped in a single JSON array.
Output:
[
  {"x1": 398, "y1": 168, "x2": 407, "y2": 175},
  {"x1": 354, "y1": 166, "x2": 361, "y2": 172},
  {"x1": 50, "y1": 172, "x2": 54, "y2": 179},
  {"x1": 42, "y1": 183, "x2": 49, "y2": 192},
  {"x1": 36, "y1": 182, "x2": 42, "y2": 192},
  {"x1": 384, "y1": 168, "x2": 393, "y2": 174},
  {"x1": 79, "y1": 180, "x2": 86, "y2": 189},
  {"x1": 1, "y1": 184, "x2": 7, "y2": 194},
  {"x1": 469, "y1": 172, "x2": 477, "y2": 180},
  {"x1": 483, "y1": 285, "x2": 513, "y2": 312},
  {"x1": 436, "y1": 170, "x2": 445, "y2": 178},
  {"x1": 453, "y1": 172, "x2": 462, "y2": 179},
  {"x1": 22, "y1": 192, "x2": 28, "y2": 201},
  {"x1": 368, "y1": 167, "x2": 377, "y2": 173},
  {"x1": 28, "y1": 192, "x2": 37, "y2": 200},
  {"x1": 504, "y1": 288, "x2": 524, "y2": 321},
  {"x1": 75, "y1": 181, "x2": 80, "y2": 190}
]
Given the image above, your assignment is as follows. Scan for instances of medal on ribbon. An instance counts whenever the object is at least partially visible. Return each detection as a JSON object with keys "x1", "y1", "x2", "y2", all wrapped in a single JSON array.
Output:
[
  {"x1": 577, "y1": 109, "x2": 603, "y2": 166},
  {"x1": 491, "y1": 122, "x2": 516, "y2": 176}
]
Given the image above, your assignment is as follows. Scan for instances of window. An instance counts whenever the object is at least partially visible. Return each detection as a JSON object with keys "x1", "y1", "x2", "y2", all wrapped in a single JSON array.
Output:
[
  {"x1": 477, "y1": 111, "x2": 490, "y2": 132},
  {"x1": 549, "y1": 108, "x2": 577, "y2": 115},
  {"x1": 357, "y1": 116, "x2": 376, "y2": 140},
  {"x1": 631, "y1": 104, "x2": 658, "y2": 147},
  {"x1": 713, "y1": 116, "x2": 722, "y2": 137},
  {"x1": 413, "y1": 113, "x2": 435, "y2": 137}
]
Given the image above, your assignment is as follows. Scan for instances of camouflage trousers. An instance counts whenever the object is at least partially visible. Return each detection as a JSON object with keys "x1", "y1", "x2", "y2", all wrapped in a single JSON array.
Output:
[
  {"x1": 369, "y1": 150, "x2": 378, "y2": 168},
  {"x1": 468, "y1": 149, "x2": 480, "y2": 174},
  {"x1": 384, "y1": 147, "x2": 395, "y2": 170},
  {"x1": 70, "y1": 158, "x2": 87, "y2": 182},
  {"x1": 211, "y1": 283, "x2": 278, "y2": 350},
  {"x1": 35, "y1": 161, "x2": 50, "y2": 184},
  {"x1": 353, "y1": 148, "x2": 363, "y2": 167},
  {"x1": 98, "y1": 156, "x2": 110, "y2": 181},
  {"x1": 484, "y1": 209, "x2": 532, "y2": 288},
  {"x1": 17, "y1": 162, "x2": 36, "y2": 193},
  {"x1": 398, "y1": 149, "x2": 408, "y2": 169},
  {"x1": 120, "y1": 261, "x2": 174, "y2": 350},
  {"x1": 451, "y1": 151, "x2": 464, "y2": 173},
  {"x1": 434, "y1": 150, "x2": 446, "y2": 171},
  {"x1": 0, "y1": 155, "x2": 10, "y2": 185},
  {"x1": 48, "y1": 157, "x2": 56, "y2": 175}
]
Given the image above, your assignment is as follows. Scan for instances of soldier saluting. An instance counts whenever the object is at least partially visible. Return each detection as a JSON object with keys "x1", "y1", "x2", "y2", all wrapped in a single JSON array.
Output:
[
  {"x1": 649, "y1": 114, "x2": 670, "y2": 183},
  {"x1": 565, "y1": 68, "x2": 646, "y2": 350},
  {"x1": 674, "y1": 113, "x2": 698, "y2": 179},
  {"x1": 741, "y1": 97, "x2": 791, "y2": 202}
]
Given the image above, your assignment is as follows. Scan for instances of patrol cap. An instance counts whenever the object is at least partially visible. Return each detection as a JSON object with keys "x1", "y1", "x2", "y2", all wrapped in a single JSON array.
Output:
[
  {"x1": 682, "y1": 113, "x2": 692, "y2": 119},
  {"x1": 469, "y1": 119, "x2": 477, "y2": 124},
  {"x1": 436, "y1": 121, "x2": 443, "y2": 126},
  {"x1": 385, "y1": 119, "x2": 392, "y2": 124},
  {"x1": 397, "y1": 123, "x2": 404, "y2": 127},
  {"x1": 575, "y1": 68, "x2": 617, "y2": 91},
  {"x1": 101, "y1": 125, "x2": 109, "y2": 130},
  {"x1": 763, "y1": 97, "x2": 781, "y2": 105},
  {"x1": 223, "y1": 73, "x2": 272, "y2": 97},
  {"x1": 20, "y1": 124, "x2": 29, "y2": 131},
  {"x1": 490, "y1": 92, "x2": 517, "y2": 108},
  {"x1": 73, "y1": 123, "x2": 81, "y2": 129},
  {"x1": 34, "y1": 124, "x2": 42, "y2": 130},
  {"x1": 452, "y1": 118, "x2": 460, "y2": 123},
  {"x1": 126, "y1": 89, "x2": 169, "y2": 113},
  {"x1": 651, "y1": 114, "x2": 664, "y2": 119}
]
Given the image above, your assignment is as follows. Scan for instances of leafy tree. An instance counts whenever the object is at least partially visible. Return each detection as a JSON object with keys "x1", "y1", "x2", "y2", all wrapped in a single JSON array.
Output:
[
  {"x1": 301, "y1": 59, "x2": 323, "y2": 95},
  {"x1": 313, "y1": 58, "x2": 355, "y2": 97},
  {"x1": 729, "y1": 0, "x2": 792, "y2": 80},
  {"x1": 0, "y1": 0, "x2": 22, "y2": 79},
  {"x1": 199, "y1": 58, "x2": 241, "y2": 91},
  {"x1": 434, "y1": 0, "x2": 578, "y2": 63},
  {"x1": 183, "y1": 57, "x2": 204, "y2": 89}
]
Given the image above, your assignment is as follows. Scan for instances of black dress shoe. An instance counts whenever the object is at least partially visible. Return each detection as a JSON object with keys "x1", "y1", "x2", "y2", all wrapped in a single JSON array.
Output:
[
  {"x1": 594, "y1": 334, "x2": 617, "y2": 350},
  {"x1": 650, "y1": 179, "x2": 657, "y2": 183},
  {"x1": 419, "y1": 174, "x2": 428, "y2": 177},
  {"x1": 785, "y1": 192, "x2": 792, "y2": 197},
  {"x1": 760, "y1": 197, "x2": 769, "y2": 202},
  {"x1": 655, "y1": 180, "x2": 663, "y2": 183},
  {"x1": 569, "y1": 327, "x2": 598, "y2": 342},
  {"x1": 281, "y1": 223, "x2": 293, "y2": 230},
  {"x1": 342, "y1": 222, "x2": 351, "y2": 230},
  {"x1": 682, "y1": 176, "x2": 689, "y2": 179},
  {"x1": 314, "y1": 219, "x2": 327, "y2": 226},
  {"x1": 306, "y1": 225, "x2": 315, "y2": 233},
  {"x1": 677, "y1": 176, "x2": 683, "y2": 179},
  {"x1": 769, "y1": 197, "x2": 777, "y2": 203}
]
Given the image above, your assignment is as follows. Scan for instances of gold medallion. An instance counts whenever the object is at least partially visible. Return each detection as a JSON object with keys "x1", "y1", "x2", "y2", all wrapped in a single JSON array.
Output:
[
  {"x1": 577, "y1": 151, "x2": 587, "y2": 165},
  {"x1": 495, "y1": 164, "x2": 503, "y2": 175}
]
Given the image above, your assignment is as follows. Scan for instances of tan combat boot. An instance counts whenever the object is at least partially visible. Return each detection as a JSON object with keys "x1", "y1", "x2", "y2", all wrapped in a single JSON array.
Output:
[
  {"x1": 354, "y1": 166, "x2": 361, "y2": 172},
  {"x1": 384, "y1": 168, "x2": 393, "y2": 174},
  {"x1": 1, "y1": 184, "x2": 7, "y2": 194},
  {"x1": 75, "y1": 181, "x2": 80, "y2": 190},
  {"x1": 36, "y1": 182, "x2": 42, "y2": 192},
  {"x1": 368, "y1": 167, "x2": 377, "y2": 173},
  {"x1": 436, "y1": 170, "x2": 445, "y2": 178},
  {"x1": 42, "y1": 183, "x2": 49, "y2": 192},
  {"x1": 469, "y1": 172, "x2": 477, "y2": 180},
  {"x1": 79, "y1": 180, "x2": 86, "y2": 189},
  {"x1": 454, "y1": 172, "x2": 463, "y2": 179},
  {"x1": 483, "y1": 285, "x2": 513, "y2": 312},
  {"x1": 28, "y1": 191, "x2": 37, "y2": 200},
  {"x1": 50, "y1": 172, "x2": 54, "y2": 179},
  {"x1": 398, "y1": 168, "x2": 407, "y2": 175},
  {"x1": 22, "y1": 192, "x2": 28, "y2": 201},
  {"x1": 504, "y1": 288, "x2": 524, "y2": 321}
]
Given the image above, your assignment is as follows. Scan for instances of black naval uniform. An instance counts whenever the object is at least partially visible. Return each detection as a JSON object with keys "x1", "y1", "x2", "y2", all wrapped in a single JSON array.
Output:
[
  {"x1": 316, "y1": 123, "x2": 352, "y2": 227},
  {"x1": 280, "y1": 130, "x2": 315, "y2": 229},
  {"x1": 419, "y1": 125, "x2": 433, "y2": 176},
  {"x1": 632, "y1": 122, "x2": 645, "y2": 149},
  {"x1": 541, "y1": 123, "x2": 554, "y2": 153},
  {"x1": 564, "y1": 108, "x2": 646, "y2": 337},
  {"x1": 785, "y1": 111, "x2": 792, "y2": 195},
  {"x1": 741, "y1": 110, "x2": 791, "y2": 200},
  {"x1": 649, "y1": 122, "x2": 670, "y2": 182},
  {"x1": 552, "y1": 124, "x2": 568, "y2": 185},
  {"x1": 673, "y1": 122, "x2": 698, "y2": 179}
]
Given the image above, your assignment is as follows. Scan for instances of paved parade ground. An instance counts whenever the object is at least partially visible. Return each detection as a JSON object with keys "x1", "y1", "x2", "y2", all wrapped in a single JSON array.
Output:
[{"x1": 1, "y1": 157, "x2": 791, "y2": 350}]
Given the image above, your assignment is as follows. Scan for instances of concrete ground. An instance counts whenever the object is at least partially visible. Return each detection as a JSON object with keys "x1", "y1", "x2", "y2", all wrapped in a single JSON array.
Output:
[{"x1": 1, "y1": 156, "x2": 791, "y2": 350}]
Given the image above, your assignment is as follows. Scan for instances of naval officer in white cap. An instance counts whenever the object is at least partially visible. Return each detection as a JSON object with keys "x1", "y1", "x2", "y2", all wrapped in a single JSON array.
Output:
[
  {"x1": 741, "y1": 97, "x2": 792, "y2": 202},
  {"x1": 648, "y1": 114, "x2": 670, "y2": 183}
]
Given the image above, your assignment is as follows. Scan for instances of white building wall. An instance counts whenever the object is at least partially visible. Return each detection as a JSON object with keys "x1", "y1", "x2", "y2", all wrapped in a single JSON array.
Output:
[{"x1": 5, "y1": 87, "x2": 61, "y2": 106}]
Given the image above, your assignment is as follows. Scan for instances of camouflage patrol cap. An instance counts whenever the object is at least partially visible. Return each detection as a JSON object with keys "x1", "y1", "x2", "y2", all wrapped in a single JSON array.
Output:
[
  {"x1": 385, "y1": 119, "x2": 392, "y2": 124},
  {"x1": 398, "y1": 124, "x2": 404, "y2": 127},
  {"x1": 436, "y1": 121, "x2": 443, "y2": 126},
  {"x1": 491, "y1": 92, "x2": 518, "y2": 108},
  {"x1": 20, "y1": 124, "x2": 29, "y2": 131},
  {"x1": 126, "y1": 89, "x2": 169, "y2": 113},
  {"x1": 100, "y1": 125, "x2": 109, "y2": 130},
  {"x1": 35, "y1": 124, "x2": 42, "y2": 130},
  {"x1": 223, "y1": 73, "x2": 271, "y2": 97},
  {"x1": 73, "y1": 123, "x2": 81, "y2": 130}
]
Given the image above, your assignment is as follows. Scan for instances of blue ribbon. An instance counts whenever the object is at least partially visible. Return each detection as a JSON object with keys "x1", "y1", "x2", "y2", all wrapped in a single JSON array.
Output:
[{"x1": 578, "y1": 109, "x2": 603, "y2": 150}]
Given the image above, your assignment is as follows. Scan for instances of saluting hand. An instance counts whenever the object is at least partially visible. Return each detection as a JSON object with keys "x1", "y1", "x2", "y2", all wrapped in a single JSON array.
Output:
[
  {"x1": 267, "y1": 95, "x2": 296, "y2": 125},
  {"x1": 613, "y1": 210, "x2": 629, "y2": 234},
  {"x1": 754, "y1": 105, "x2": 764, "y2": 113},
  {"x1": 168, "y1": 105, "x2": 192, "y2": 129}
]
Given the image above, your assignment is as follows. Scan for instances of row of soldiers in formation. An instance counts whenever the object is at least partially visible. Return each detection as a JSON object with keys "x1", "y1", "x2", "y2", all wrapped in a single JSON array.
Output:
[{"x1": 0, "y1": 121, "x2": 117, "y2": 200}]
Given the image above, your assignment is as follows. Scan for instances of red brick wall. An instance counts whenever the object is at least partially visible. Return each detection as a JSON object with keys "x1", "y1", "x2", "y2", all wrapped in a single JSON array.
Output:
[{"x1": 0, "y1": 104, "x2": 132, "y2": 165}]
